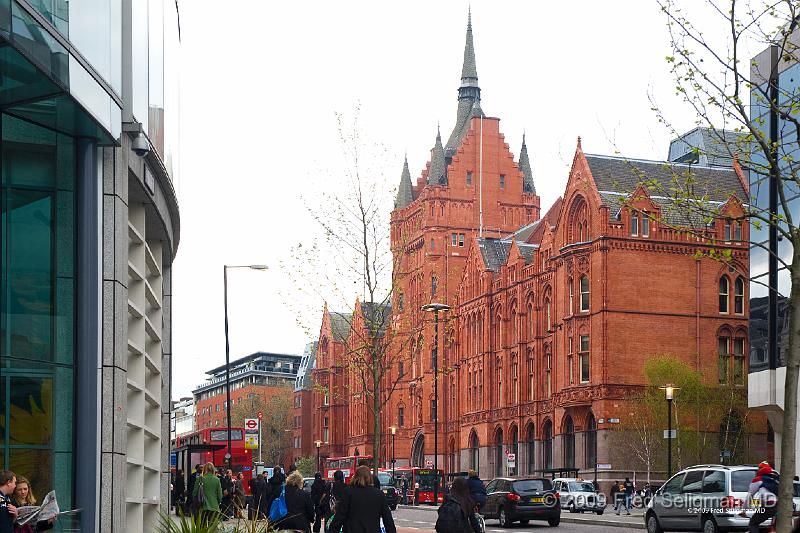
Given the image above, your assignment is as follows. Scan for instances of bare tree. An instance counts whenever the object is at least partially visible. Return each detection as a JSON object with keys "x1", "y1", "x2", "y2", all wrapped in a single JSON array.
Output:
[{"x1": 286, "y1": 110, "x2": 421, "y2": 474}]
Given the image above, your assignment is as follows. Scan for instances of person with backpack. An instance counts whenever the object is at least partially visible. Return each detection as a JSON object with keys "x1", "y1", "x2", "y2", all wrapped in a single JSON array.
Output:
[
  {"x1": 327, "y1": 470, "x2": 348, "y2": 529},
  {"x1": 265, "y1": 465, "x2": 285, "y2": 513},
  {"x1": 192, "y1": 462, "x2": 223, "y2": 525},
  {"x1": 327, "y1": 467, "x2": 396, "y2": 533},
  {"x1": 740, "y1": 462, "x2": 779, "y2": 533},
  {"x1": 466, "y1": 471, "x2": 486, "y2": 511},
  {"x1": 435, "y1": 477, "x2": 481, "y2": 533}
]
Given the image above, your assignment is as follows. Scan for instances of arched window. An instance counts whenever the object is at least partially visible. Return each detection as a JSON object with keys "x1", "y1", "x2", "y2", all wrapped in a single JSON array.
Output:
[
  {"x1": 545, "y1": 347, "x2": 552, "y2": 397},
  {"x1": 719, "y1": 277, "x2": 729, "y2": 314},
  {"x1": 511, "y1": 354, "x2": 519, "y2": 403},
  {"x1": 545, "y1": 298, "x2": 551, "y2": 332},
  {"x1": 470, "y1": 431, "x2": 480, "y2": 472},
  {"x1": 527, "y1": 302, "x2": 534, "y2": 340},
  {"x1": 568, "y1": 278, "x2": 574, "y2": 315},
  {"x1": 563, "y1": 416, "x2": 575, "y2": 468},
  {"x1": 580, "y1": 276, "x2": 590, "y2": 312},
  {"x1": 734, "y1": 277, "x2": 745, "y2": 314},
  {"x1": 527, "y1": 349, "x2": 535, "y2": 401},
  {"x1": 494, "y1": 312, "x2": 502, "y2": 351},
  {"x1": 431, "y1": 276, "x2": 438, "y2": 297},
  {"x1": 543, "y1": 420, "x2": 553, "y2": 469},
  {"x1": 586, "y1": 413, "x2": 597, "y2": 470},
  {"x1": 511, "y1": 303, "x2": 518, "y2": 343},
  {"x1": 496, "y1": 356, "x2": 503, "y2": 407},
  {"x1": 526, "y1": 423, "x2": 536, "y2": 474},
  {"x1": 495, "y1": 428, "x2": 504, "y2": 477}
]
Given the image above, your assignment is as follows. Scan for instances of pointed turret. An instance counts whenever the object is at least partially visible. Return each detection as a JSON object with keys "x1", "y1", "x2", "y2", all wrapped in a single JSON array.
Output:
[
  {"x1": 395, "y1": 154, "x2": 414, "y2": 209},
  {"x1": 445, "y1": 10, "x2": 482, "y2": 156},
  {"x1": 519, "y1": 133, "x2": 536, "y2": 194},
  {"x1": 427, "y1": 127, "x2": 447, "y2": 186}
]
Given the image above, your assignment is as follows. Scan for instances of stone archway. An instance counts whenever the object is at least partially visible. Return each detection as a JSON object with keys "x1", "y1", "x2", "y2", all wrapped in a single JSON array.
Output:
[{"x1": 411, "y1": 433, "x2": 425, "y2": 467}]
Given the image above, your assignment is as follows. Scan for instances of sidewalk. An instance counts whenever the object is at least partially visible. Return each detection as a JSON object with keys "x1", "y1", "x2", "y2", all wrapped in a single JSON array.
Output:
[{"x1": 397, "y1": 504, "x2": 646, "y2": 530}]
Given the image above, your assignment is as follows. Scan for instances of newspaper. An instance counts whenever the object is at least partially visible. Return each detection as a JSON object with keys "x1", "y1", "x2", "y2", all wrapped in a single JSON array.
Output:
[{"x1": 16, "y1": 491, "x2": 59, "y2": 526}]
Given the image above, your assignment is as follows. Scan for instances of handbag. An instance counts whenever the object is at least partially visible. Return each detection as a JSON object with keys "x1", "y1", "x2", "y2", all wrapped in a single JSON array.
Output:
[
  {"x1": 195, "y1": 477, "x2": 206, "y2": 507},
  {"x1": 269, "y1": 485, "x2": 288, "y2": 521}
]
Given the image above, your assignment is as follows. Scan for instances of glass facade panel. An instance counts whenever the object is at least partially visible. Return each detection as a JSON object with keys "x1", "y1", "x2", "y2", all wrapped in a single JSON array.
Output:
[
  {"x1": 0, "y1": 112, "x2": 76, "y2": 511},
  {"x1": 132, "y1": 0, "x2": 149, "y2": 132}
]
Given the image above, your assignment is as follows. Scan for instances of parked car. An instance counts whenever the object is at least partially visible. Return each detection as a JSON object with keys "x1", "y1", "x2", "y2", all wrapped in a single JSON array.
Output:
[
  {"x1": 552, "y1": 478, "x2": 605, "y2": 514},
  {"x1": 376, "y1": 471, "x2": 399, "y2": 510},
  {"x1": 645, "y1": 464, "x2": 759, "y2": 533},
  {"x1": 302, "y1": 477, "x2": 314, "y2": 494},
  {"x1": 481, "y1": 477, "x2": 561, "y2": 527}
]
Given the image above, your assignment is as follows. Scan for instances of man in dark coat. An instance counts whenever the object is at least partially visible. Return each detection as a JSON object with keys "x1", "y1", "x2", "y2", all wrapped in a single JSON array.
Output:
[
  {"x1": 310, "y1": 473, "x2": 329, "y2": 533},
  {"x1": 265, "y1": 466, "x2": 286, "y2": 514},
  {"x1": 187, "y1": 464, "x2": 202, "y2": 514},
  {"x1": 466, "y1": 470, "x2": 486, "y2": 510},
  {"x1": 328, "y1": 466, "x2": 396, "y2": 533},
  {"x1": 173, "y1": 470, "x2": 186, "y2": 511}
]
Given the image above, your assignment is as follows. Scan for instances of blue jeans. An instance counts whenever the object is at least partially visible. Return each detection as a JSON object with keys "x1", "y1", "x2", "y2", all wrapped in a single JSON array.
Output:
[{"x1": 624, "y1": 494, "x2": 632, "y2": 512}]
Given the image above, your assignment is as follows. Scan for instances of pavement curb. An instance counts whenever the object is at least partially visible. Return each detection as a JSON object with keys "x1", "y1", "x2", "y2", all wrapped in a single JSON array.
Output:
[{"x1": 397, "y1": 504, "x2": 646, "y2": 529}]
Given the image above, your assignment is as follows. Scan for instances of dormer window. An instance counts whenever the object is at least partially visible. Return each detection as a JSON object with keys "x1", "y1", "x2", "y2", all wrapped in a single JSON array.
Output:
[
  {"x1": 642, "y1": 213, "x2": 649, "y2": 237},
  {"x1": 631, "y1": 211, "x2": 639, "y2": 236},
  {"x1": 724, "y1": 220, "x2": 732, "y2": 241}
]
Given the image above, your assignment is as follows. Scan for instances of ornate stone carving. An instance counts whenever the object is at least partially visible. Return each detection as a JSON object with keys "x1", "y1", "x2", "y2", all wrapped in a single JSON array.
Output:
[{"x1": 577, "y1": 254, "x2": 590, "y2": 273}]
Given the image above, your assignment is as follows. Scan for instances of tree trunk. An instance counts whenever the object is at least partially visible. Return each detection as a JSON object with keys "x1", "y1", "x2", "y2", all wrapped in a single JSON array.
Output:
[
  {"x1": 776, "y1": 237, "x2": 800, "y2": 533},
  {"x1": 373, "y1": 353, "x2": 381, "y2": 478}
]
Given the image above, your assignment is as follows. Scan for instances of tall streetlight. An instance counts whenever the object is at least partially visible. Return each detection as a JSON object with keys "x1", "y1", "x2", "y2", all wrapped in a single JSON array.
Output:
[
  {"x1": 315, "y1": 440, "x2": 323, "y2": 474},
  {"x1": 390, "y1": 426, "x2": 397, "y2": 482},
  {"x1": 422, "y1": 302, "x2": 451, "y2": 507},
  {"x1": 224, "y1": 264, "x2": 268, "y2": 468},
  {"x1": 660, "y1": 384, "x2": 679, "y2": 478}
]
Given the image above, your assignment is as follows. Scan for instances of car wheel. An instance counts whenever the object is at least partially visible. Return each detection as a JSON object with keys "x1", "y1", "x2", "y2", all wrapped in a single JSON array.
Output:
[
  {"x1": 646, "y1": 513, "x2": 663, "y2": 533},
  {"x1": 547, "y1": 516, "x2": 560, "y2": 527},
  {"x1": 595, "y1": 509, "x2": 604, "y2": 515},
  {"x1": 702, "y1": 517, "x2": 719, "y2": 533},
  {"x1": 498, "y1": 506, "x2": 510, "y2": 527}
]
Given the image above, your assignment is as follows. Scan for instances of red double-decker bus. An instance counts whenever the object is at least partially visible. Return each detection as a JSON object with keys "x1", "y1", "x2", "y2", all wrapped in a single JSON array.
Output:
[
  {"x1": 324, "y1": 455, "x2": 374, "y2": 482},
  {"x1": 393, "y1": 467, "x2": 444, "y2": 504},
  {"x1": 172, "y1": 427, "x2": 254, "y2": 493}
]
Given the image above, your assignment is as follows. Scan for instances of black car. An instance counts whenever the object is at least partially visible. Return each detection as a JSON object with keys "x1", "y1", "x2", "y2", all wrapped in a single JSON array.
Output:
[
  {"x1": 481, "y1": 477, "x2": 561, "y2": 527},
  {"x1": 376, "y1": 471, "x2": 399, "y2": 510}
]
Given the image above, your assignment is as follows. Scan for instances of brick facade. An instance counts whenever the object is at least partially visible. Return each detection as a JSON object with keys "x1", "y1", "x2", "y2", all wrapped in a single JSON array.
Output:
[{"x1": 297, "y1": 15, "x2": 763, "y2": 482}]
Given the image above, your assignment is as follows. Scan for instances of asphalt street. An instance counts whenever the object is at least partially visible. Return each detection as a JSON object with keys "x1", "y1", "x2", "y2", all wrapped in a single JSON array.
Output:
[{"x1": 392, "y1": 505, "x2": 644, "y2": 532}]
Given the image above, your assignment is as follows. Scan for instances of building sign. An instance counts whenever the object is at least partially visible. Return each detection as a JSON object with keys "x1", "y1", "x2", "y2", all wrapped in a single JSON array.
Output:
[
  {"x1": 506, "y1": 453, "x2": 516, "y2": 468},
  {"x1": 244, "y1": 418, "x2": 259, "y2": 450}
]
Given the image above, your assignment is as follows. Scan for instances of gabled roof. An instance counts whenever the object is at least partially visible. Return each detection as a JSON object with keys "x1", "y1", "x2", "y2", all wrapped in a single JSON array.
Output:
[
  {"x1": 329, "y1": 311, "x2": 352, "y2": 342},
  {"x1": 585, "y1": 154, "x2": 746, "y2": 228},
  {"x1": 359, "y1": 301, "x2": 391, "y2": 338}
]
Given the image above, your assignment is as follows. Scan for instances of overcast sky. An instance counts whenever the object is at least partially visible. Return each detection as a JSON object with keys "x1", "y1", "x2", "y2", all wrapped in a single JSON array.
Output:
[{"x1": 171, "y1": 0, "x2": 738, "y2": 398}]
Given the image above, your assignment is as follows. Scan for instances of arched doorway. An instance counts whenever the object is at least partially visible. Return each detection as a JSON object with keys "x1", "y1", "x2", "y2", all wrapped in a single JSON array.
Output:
[
  {"x1": 411, "y1": 433, "x2": 425, "y2": 467},
  {"x1": 494, "y1": 427, "x2": 504, "y2": 477},
  {"x1": 586, "y1": 413, "x2": 597, "y2": 471},
  {"x1": 543, "y1": 420, "x2": 553, "y2": 470},
  {"x1": 469, "y1": 430, "x2": 480, "y2": 472},
  {"x1": 448, "y1": 437, "x2": 457, "y2": 473},
  {"x1": 509, "y1": 425, "x2": 519, "y2": 476},
  {"x1": 525, "y1": 423, "x2": 535, "y2": 474},
  {"x1": 563, "y1": 416, "x2": 575, "y2": 468}
]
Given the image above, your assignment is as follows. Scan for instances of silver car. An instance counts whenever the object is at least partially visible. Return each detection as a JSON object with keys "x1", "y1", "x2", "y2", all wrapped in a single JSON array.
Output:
[
  {"x1": 645, "y1": 464, "x2": 759, "y2": 533},
  {"x1": 552, "y1": 478, "x2": 606, "y2": 514}
]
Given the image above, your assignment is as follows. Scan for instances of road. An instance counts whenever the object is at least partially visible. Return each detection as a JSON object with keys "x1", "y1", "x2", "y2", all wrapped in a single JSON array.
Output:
[{"x1": 392, "y1": 506, "x2": 641, "y2": 532}]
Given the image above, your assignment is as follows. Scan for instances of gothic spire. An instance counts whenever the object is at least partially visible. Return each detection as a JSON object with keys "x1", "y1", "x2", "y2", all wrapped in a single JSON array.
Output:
[
  {"x1": 395, "y1": 154, "x2": 414, "y2": 209},
  {"x1": 445, "y1": 10, "x2": 482, "y2": 156},
  {"x1": 519, "y1": 133, "x2": 536, "y2": 194},
  {"x1": 427, "y1": 126, "x2": 447, "y2": 186}
]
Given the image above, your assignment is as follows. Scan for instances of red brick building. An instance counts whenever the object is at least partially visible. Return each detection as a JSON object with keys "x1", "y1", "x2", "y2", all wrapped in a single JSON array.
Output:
[{"x1": 299, "y1": 14, "x2": 759, "y2": 482}]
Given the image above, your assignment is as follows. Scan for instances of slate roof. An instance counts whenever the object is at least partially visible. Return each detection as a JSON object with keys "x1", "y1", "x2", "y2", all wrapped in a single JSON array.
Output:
[
  {"x1": 360, "y1": 301, "x2": 391, "y2": 338},
  {"x1": 668, "y1": 127, "x2": 746, "y2": 168},
  {"x1": 329, "y1": 311, "x2": 352, "y2": 342},
  {"x1": 461, "y1": 9, "x2": 478, "y2": 81},
  {"x1": 478, "y1": 238, "x2": 511, "y2": 271},
  {"x1": 427, "y1": 128, "x2": 447, "y2": 185},
  {"x1": 445, "y1": 12, "x2": 482, "y2": 155},
  {"x1": 395, "y1": 155, "x2": 414, "y2": 209},
  {"x1": 585, "y1": 154, "x2": 746, "y2": 228},
  {"x1": 519, "y1": 134, "x2": 535, "y2": 194}
]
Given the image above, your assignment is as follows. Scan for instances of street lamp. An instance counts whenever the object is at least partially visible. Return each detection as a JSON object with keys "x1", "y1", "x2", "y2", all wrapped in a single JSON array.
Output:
[
  {"x1": 390, "y1": 426, "x2": 397, "y2": 482},
  {"x1": 422, "y1": 302, "x2": 451, "y2": 506},
  {"x1": 659, "y1": 384, "x2": 680, "y2": 477},
  {"x1": 315, "y1": 440, "x2": 323, "y2": 474},
  {"x1": 224, "y1": 264, "x2": 268, "y2": 468}
]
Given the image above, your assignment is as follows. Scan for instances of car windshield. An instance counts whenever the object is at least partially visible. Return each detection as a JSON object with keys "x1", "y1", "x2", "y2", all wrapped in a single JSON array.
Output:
[
  {"x1": 731, "y1": 470, "x2": 757, "y2": 492},
  {"x1": 568, "y1": 482, "x2": 596, "y2": 492},
  {"x1": 377, "y1": 472, "x2": 393, "y2": 486},
  {"x1": 513, "y1": 479, "x2": 551, "y2": 493}
]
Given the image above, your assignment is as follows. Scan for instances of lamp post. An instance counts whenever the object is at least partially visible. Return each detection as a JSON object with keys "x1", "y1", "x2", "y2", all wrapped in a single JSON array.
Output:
[
  {"x1": 223, "y1": 264, "x2": 268, "y2": 468},
  {"x1": 660, "y1": 384, "x2": 679, "y2": 478},
  {"x1": 315, "y1": 440, "x2": 322, "y2": 474},
  {"x1": 422, "y1": 302, "x2": 451, "y2": 507},
  {"x1": 390, "y1": 426, "x2": 397, "y2": 482}
]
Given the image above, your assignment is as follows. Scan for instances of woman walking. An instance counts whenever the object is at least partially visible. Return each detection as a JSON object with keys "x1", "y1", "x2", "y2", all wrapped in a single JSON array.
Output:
[
  {"x1": 274, "y1": 471, "x2": 315, "y2": 533},
  {"x1": 434, "y1": 477, "x2": 481, "y2": 533},
  {"x1": 192, "y1": 463, "x2": 223, "y2": 525},
  {"x1": 327, "y1": 466, "x2": 396, "y2": 533}
]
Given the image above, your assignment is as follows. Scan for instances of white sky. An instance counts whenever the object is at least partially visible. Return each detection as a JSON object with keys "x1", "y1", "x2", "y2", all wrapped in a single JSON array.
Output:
[{"x1": 171, "y1": 0, "x2": 736, "y2": 398}]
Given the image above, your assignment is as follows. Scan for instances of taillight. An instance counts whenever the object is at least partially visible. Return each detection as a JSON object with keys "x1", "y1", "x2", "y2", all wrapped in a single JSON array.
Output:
[
  {"x1": 506, "y1": 493, "x2": 521, "y2": 502},
  {"x1": 555, "y1": 492, "x2": 560, "y2": 500}
]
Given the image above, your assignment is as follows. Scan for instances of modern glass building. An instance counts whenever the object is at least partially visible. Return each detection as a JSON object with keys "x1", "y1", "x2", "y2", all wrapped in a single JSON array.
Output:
[
  {"x1": 0, "y1": 0, "x2": 181, "y2": 531},
  {"x1": 747, "y1": 31, "x2": 800, "y2": 467}
]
